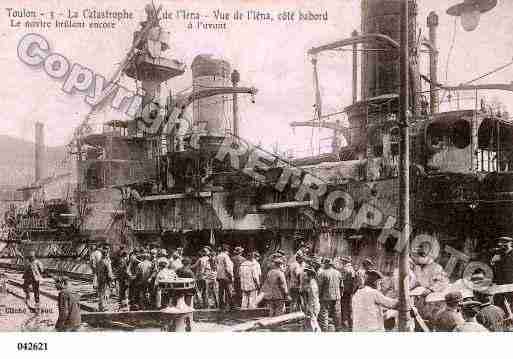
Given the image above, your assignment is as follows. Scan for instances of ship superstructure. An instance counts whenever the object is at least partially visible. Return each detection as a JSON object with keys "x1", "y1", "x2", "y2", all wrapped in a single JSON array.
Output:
[{"x1": 1, "y1": 1, "x2": 513, "y2": 283}]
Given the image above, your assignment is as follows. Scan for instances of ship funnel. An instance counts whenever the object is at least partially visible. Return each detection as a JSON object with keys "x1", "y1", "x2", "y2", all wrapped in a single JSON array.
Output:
[
  {"x1": 361, "y1": 0, "x2": 417, "y2": 99},
  {"x1": 191, "y1": 54, "x2": 232, "y2": 135}
]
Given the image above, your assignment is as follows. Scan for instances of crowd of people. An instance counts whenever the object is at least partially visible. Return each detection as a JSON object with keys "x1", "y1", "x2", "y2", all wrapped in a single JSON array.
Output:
[
  {"x1": 18, "y1": 234, "x2": 510, "y2": 332},
  {"x1": 87, "y1": 242, "x2": 392, "y2": 331},
  {"x1": 89, "y1": 243, "x2": 264, "y2": 312},
  {"x1": 86, "y1": 238, "x2": 513, "y2": 332}
]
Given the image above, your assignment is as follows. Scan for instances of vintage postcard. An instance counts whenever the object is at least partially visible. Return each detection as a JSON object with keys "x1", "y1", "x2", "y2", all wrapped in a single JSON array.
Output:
[{"x1": 1, "y1": 0, "x2": 513, "y2": 342}]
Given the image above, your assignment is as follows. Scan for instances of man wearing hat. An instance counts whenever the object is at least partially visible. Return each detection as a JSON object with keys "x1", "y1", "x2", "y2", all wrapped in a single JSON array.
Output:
[
  {"x1": 352, "y1": 269, "x2": 399, "y2": 332},
  {"x1": 317, "y1": 258, "x2": 344, "y2": 331},
  {"x1": 54, "y1": 276, "x2": 81, "y2": 332},
  {"x1": 150, "y1": 248, "x2": 159, "y2": 265},
  {"x1": 287, "y1": 250, "x2": 306, "y2": 312},
  {"x1": 265, "y1": 256, "x2": 290, "y2": 317},
  {"x1": 303, "y1": 265, "x2": 321, "y2": 332},
  {"x1": 454, "y1": 301, "x2": 489, "y2": 332},
  {"x1": 231, "y1": 246, "x2": 246, "y2": 308},
  {"x1": 169, "y1": 250, "x2": 183, "y2": 272},
  {"x1": 275, "y1": 250, "x2": 286, "y2": 257},
  {"x1": 135, "y1": 252, "x2": 153, "y2": 310},
  {"x1": 339, "y1": 256, "x2": 356, "y2": 330},
  {"x1": 491, "y1": 236, "x2": 513, "y2": 314},
  {"x1": 89, "y1": 244, "x2": 102, "y2": 290},
  {"x1": 260, "y1": 250, "x2": 284, "y2": 280},
  {"x1": 96, "y1": 247, "x2": 114, "y2": 312},
  {"x1": 116, "y1": 250, "x2": 131, "y2": 311},
  {"x1": 251, "y1": 251, "x2": 262, "y2": 283},
  {"x1": 158, "y1": 248, "x2": 168, "y2": 259},
  {"x1": 192, "y1": 247, "x2": 212, "y2": 308},
  {"x1": 239, "y1": 251, "x2": 261, "y2": 309},
  {"x1": 207, "y1": 248, "x2": 219, "y2": 308},
  {"x1": 216, "y1": 244, "x2": 234, "y2": 310},
  {"x1": 127, "y1": 249, "x2": 141, "y2": 310},
  {"x1": 23, "y1": 250, "x2": 44, "y2": 308},
  {"x1": 474, "y1": 287, "x2": 505, "y2": 331},
  {"x1": 310, "y1": 256, "x2": 323, "y2": 274},
  {"x1": 433, "y1": 291, "x2": 464, "y2": 331},
  {"x1": 356, "y1": 258, "x2": 374, "y2": 290}
]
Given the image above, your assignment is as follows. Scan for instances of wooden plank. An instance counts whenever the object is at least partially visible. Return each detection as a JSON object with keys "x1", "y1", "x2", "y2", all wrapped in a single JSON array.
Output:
[
  {"x1": 194, "y1": 308, "x2": 269, "y2": 322},
  {"x1": 229, "y1": 312, "x2": 305, "y2": 332},
  {"x1": 143, "y1": 192, "x2": 211, "y2": 201},
  {"x1": 82, "y1": 307, "x2": 269, "y2": 324}
]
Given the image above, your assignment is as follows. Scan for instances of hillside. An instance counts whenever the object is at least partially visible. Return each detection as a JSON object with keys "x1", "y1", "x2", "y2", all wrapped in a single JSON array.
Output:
[{"x1": 0, "y1": 135, "x2": 68, "y2": 187}]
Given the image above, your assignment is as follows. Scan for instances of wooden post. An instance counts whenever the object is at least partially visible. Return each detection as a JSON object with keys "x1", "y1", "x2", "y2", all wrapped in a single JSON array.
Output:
[{"x1": 398, "y1": 0, "x2": 411, "y2": 332}]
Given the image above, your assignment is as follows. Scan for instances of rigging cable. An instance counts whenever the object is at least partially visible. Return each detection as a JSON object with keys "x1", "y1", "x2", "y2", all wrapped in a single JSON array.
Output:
[
  {"x1": 439, "y1": 17, "x2": 458, "y2": 106},
  {"x1": 463, "y1": 59, "x2": 513, "y2": 85}
]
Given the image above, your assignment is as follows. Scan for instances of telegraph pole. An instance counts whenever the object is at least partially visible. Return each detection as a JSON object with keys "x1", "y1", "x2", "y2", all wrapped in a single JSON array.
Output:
[{"x1": 398, "y1": 0, "x2": 411, "y2": 331}]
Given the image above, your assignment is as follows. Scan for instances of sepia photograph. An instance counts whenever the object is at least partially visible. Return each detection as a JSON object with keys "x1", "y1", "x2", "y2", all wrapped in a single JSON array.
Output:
[{"x1": 1, "y1": 1, "x2": 513, "y2": 349}]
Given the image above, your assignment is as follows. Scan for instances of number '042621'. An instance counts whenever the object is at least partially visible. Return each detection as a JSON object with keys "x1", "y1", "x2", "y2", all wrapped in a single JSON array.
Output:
[{"x1": 17, "y1": 342, "x2": 48, "y2": 351}]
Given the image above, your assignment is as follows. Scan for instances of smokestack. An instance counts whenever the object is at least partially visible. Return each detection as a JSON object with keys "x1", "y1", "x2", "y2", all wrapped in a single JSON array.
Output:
[
  {"x1": 427, "y1": 11, "x2": 439, "y2": 114},
  {"x1": 360, "y1": 0, "x2": 418, "y2": 99},
  {"x1": 191, "y1": 54, "x2": 231, "y2": 135},
  {"x1": 352, "y1": 30, "x2": 358, "y2": 104},
  {"x1": 35, "y1": 122, "x2": 45, "y2": 183}
]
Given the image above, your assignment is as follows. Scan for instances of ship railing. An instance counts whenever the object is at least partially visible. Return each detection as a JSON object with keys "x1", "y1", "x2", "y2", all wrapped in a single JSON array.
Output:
[
  {"x1": 18, "y1": 216, "x2": 48, "y2": 230},
  {"x1": 81, "y1": 121, "x2": 130, "y2": 138}
]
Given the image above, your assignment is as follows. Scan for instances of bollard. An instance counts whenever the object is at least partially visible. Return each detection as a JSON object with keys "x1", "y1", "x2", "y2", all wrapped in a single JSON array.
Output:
[{"x1": 159, "y1": 278, "x2": 195, "y2": 332}]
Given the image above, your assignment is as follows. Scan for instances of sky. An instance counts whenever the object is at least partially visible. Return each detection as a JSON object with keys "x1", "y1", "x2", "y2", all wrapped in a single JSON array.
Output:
[{"x1": 1, "y1": 0, "x2": 513, "y2": 157}]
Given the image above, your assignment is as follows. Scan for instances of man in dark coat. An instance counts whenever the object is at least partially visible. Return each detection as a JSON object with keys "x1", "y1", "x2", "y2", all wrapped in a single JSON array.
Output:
[
  {"x1": 318, "y1": 258, "x2": 344, "y2": 331},
  {"x1": 339, "y1": 256, "x2": 356, "y2": 330},
  {"x1": 433, "y1": 291, "x2": 464, "y2": 331},
  {"x1": 127, "y1": 249, "x2": 141, "y2": 310},
  {"x1": 492, "y1": 236, "x2": 513, "y2": 314},
  {"x1": 265, "y1": 257, "x2": 289, "y2": 317},
  {"x1": 474, "y1": 288, "x2": 506, "y2": 331},
  {"x1": 454, "y1": 301, "x2": 489, "y2": 332},
  {"x1": 117, "y1": 251, "x2": 131, "y2": 310},
  {"x1": 231, "y1": 246, "x2": 246, "y2": 308},
  {"x1": 135, "y1": 252, "x2": 154, "y2": 309},
  {"x1": 55, "y1": 276, "x2": 81, "y2": 332},
  {"x1": 23, "y1": 250, "x2": 44, "y2": 308},
  {"x1": 216, "y1": 244, "x2": 234, "y2": 310}
]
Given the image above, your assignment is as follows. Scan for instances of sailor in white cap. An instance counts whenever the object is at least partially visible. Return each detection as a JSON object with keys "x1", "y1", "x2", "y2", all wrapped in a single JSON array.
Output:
[{"x1": 454, "y1": 301, "x2": 489, "y2": 332}]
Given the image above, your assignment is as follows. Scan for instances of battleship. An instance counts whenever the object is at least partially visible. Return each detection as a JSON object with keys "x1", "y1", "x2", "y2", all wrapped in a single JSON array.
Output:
[{"x1": 1, "y1": 0, "x2": 512, "y2": 330}]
